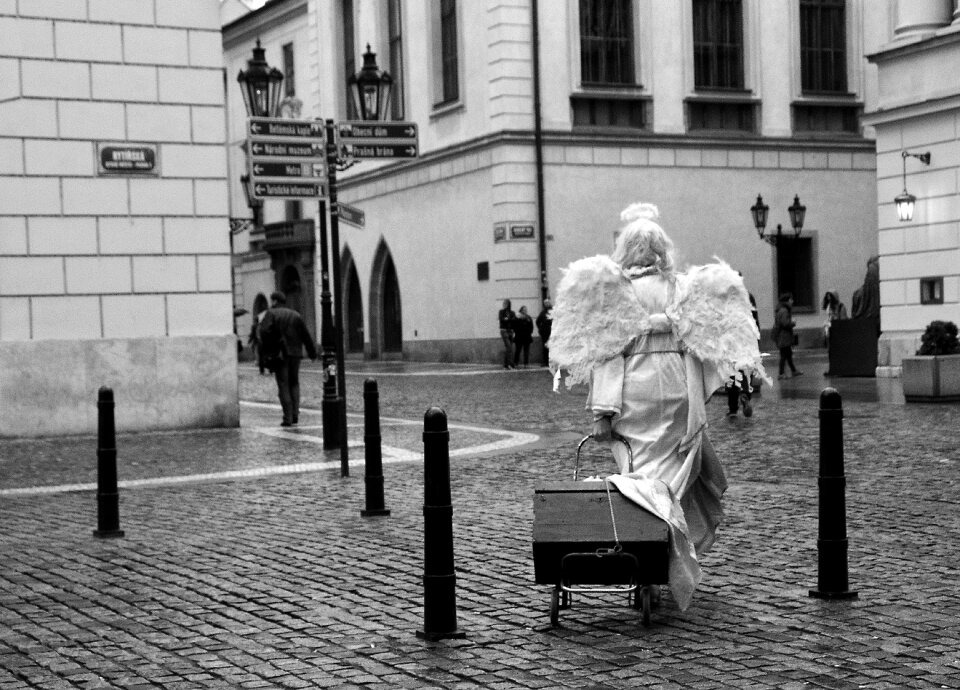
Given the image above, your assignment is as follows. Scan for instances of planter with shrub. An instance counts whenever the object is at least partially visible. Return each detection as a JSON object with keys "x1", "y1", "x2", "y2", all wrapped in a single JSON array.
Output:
[{"x1": 901, "y1": 320, "x2": 960, "y2": 402}]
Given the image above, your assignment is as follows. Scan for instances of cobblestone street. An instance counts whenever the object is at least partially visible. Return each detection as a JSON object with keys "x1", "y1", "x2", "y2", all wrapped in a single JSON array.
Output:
[{"x1": 2, "y1": 354, "x2": 959, "y2": 688}]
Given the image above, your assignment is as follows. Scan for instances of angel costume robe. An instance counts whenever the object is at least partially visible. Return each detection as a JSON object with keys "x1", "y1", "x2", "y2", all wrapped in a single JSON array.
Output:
[{"x1": 551, "y1": 256, "x2": 767, "y2": 610}]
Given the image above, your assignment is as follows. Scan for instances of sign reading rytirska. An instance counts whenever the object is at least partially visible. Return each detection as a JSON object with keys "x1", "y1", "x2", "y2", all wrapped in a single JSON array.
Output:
[{"x1": 96, "y1": 143, "x2": 159, "y2": 176}]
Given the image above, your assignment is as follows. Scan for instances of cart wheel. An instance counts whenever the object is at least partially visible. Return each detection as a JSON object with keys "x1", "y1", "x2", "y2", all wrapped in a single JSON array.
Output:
[
  {"x1": 550, "y1": 587, "x2": 560, "y2": 627},
  {"x1": 640, "y1": 586, "x2": 651, "y2": 627}
]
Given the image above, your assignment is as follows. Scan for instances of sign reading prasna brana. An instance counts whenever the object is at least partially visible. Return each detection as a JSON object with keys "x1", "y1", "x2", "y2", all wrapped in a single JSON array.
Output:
[{"x1": 96, "y1": 142, "x2": 160, "y2": 176}]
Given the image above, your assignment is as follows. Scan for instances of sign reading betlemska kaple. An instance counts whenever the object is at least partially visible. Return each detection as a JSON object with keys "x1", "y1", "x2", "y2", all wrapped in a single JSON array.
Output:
[{"x1": 97, "y1": 143, "x2": 159, "y2": 176}]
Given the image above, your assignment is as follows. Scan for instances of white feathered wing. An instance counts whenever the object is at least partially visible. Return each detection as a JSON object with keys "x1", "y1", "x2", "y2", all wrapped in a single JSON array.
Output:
[
  {"x1": 549, "y1": 255, "x2": 651, "y2": 387},
  {"x1": 666, "y1": 259, "x2": 770, "y2": 386}
]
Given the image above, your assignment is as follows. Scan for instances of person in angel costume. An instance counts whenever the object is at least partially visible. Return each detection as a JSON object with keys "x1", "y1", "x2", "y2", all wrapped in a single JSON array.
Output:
[{"x1": 549, "y1": 202, "x2": 769, "y2": 610}]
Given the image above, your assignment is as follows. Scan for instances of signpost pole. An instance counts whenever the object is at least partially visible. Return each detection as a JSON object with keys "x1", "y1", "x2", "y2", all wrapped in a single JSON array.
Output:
[
  {"x1": 317, "y1": 199, "x2": 340, "y2": 450},
  {"x1": 326, "y1": 119, "x2": 349, "y2": 477}
]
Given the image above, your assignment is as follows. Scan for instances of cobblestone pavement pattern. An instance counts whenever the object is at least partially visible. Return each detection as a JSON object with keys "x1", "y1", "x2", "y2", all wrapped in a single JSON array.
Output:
[{"x1": 1, "y1": 354, "x2": 958, "y2": 689}]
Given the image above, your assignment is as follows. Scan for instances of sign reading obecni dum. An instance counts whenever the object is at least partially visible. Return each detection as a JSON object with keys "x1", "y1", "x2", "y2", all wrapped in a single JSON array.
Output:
[{"x1": 96, "y1": 142, "x2": 159, "y2": 176}]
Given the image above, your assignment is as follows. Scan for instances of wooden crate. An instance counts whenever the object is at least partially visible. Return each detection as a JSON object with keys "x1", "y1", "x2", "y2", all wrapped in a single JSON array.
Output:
[{"x1": 532, "y1": 480, "x2": 669, "y2": 585}]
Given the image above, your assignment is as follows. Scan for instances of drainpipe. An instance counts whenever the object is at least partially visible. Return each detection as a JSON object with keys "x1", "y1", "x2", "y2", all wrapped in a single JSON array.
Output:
[{"x1": 531, "y1": 0, "x2": 548, "y2": 301}]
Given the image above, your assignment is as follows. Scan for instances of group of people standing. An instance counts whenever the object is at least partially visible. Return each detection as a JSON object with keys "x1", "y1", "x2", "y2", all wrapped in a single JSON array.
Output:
[{"x1": 497, "y1": 299, "x2": 553, "y2": 369}]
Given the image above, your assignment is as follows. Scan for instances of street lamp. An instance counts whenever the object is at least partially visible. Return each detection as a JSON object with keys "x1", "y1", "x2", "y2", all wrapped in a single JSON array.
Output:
[
  {"x1": 895, "y1": 150, "x2": 931, "y2": 222},
  {"x1": 321, "y1": 44, "x2": 395, "y2": 474},
  {"x1": 347, "y1": 45, "x2": 393, "y2": 121},
  {"x1": 236, "y1": 39, "x2": 284, "y2": 119},
  {"x1": 749, "y1": 193, "x2": 805, "y2": 246}
]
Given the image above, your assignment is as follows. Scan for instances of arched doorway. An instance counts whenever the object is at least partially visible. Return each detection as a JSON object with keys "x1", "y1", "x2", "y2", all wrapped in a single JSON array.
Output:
[
  {"x1": 342, "y1": 248, "x2": 364, "y2": 354},
  {"x1": 382, "y1": 256, "x2": 402, "y2": 352},
  {"x1": 369, "y1": 240, "x2": 403, "y2": 358},
  {"x1": 280, "y1": 265, "x2": 302, "y2": 315}
]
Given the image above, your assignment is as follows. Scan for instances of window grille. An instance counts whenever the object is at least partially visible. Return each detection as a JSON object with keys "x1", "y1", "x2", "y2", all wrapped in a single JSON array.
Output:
[
  {"x1": 579, "y1": 0, "x2": 635, "y2": 86},
  {"x1": 800, "y1": 0, "x2": 847, "y2": 93},
  {"x1": 693, "y1": 0, "x2": 744, "y2": 90}
]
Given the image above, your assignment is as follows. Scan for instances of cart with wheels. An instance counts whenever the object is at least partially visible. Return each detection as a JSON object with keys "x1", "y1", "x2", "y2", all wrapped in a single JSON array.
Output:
[{"x1": 532, "y1": 435, "x2": 670, "y2": 626}]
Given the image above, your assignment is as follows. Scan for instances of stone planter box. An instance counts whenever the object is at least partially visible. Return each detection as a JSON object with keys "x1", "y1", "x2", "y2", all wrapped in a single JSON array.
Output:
[{"x1": 901, "y1": 354, "x2": 960, "y2": 402}]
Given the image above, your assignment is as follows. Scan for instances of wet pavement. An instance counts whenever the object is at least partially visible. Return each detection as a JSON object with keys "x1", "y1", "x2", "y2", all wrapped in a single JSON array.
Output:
[{"x1": 1, "y1": 351, "x2": 958, "y2": 689}]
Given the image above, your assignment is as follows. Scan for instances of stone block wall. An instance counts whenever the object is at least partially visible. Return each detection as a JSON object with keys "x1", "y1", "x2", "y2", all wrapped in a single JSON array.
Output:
[{"x1": 0, "y1": 0, "x2": 238, "y2": 436}]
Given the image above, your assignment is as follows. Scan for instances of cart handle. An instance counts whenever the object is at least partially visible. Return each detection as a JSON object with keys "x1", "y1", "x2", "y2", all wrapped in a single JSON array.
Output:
[{"x1": 575, "y1": 433, "x2": 634, "y2": 480}]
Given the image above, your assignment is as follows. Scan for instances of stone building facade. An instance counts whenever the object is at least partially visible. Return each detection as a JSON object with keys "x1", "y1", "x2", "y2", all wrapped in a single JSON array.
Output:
[{"x1": 225, "y1": 0, "x2": 886, "y2": 366}]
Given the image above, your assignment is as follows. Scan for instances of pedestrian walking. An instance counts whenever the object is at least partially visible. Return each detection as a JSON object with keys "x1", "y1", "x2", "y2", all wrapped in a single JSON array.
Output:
[
  {"x1": 822, "y1": 290, "x2": 848, "y2": 348},
  {"x1": 498, "y1": 299, "x2": 516, "y2": 369},
  {"x1": 549, "y1": 201, "x2": 767, "y2": 611},
  {"x1": 773, "y1": 292, "x2": 802, "y2": 380},
  {"x1": 536, "y1": 299, "x2": 553, "y2": 367},
  {"x1": 513, "y1": 305, "x2": 534, "y2": 368},
  {"x1": 259, "y1": 291, "x2": 318, "y2": 426}
]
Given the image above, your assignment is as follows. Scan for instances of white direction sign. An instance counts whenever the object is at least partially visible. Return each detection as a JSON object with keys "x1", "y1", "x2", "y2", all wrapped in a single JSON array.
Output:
[
  {"x1": 248, "y1": 117, "x2": 324, "y2": 139},
  {"x1": 337, "y1": 120, "x2": 419, "y2": 160},
  {"x1": 247, "y1": 117, "x2": 327, "y2": 199}
]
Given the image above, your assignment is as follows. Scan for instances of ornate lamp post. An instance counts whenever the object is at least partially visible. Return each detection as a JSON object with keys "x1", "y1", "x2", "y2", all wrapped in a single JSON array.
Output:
[{"x1": 322, "y1": 45, "x2": 395, "y2": 474}]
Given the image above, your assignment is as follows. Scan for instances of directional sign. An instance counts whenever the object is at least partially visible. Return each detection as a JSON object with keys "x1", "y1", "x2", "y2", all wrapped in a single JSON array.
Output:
[
  {"x1": 337, "y1": 202, "x2": 365, "y2": 228},
  {"x1": 337, "y1": 121, "x2": 418, "y2": 141},
  {"x1": 343, "y1": 143, "x2": 418, "y2": 159},
  {"x1": 249, "y1": 140, "x2": 324, "y2": 158},
  {"x1": 248, "y1": 117, "x2": 325, "y2": 139},
  {"x1": 250, "y1": 161, "x2": 325, "y2": 179},
  {"x1": 252, "y1": 181, "x2": 326, "y2": 199}
]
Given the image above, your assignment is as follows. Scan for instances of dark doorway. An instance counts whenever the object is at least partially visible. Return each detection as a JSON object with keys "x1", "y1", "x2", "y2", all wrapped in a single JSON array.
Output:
[
  {"x1": 346, "y1": 259, "x2": 364, "y2": 353},
  {"x1": 281, "y1": 265, "x2": 302, "y2": 315},
  {"x1": 383, "y1": 255, "x2": 402, "y2": 352}
]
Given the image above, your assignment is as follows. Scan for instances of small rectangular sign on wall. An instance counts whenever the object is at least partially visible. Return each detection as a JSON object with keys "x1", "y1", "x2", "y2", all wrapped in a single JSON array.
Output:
[{"x1": 96, "y1": 142, "x2": 160, "y2": 176}]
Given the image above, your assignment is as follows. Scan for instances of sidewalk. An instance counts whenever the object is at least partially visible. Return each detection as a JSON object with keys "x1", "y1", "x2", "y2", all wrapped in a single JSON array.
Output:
[{"x1": 1, "y1": 353, "x2": 958, "y2": 689}]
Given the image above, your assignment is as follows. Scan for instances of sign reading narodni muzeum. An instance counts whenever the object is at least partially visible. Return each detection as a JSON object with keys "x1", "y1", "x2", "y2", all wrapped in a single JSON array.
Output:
[{"x1": 96, "y1": 142, "x2": 160, "y2": 176}]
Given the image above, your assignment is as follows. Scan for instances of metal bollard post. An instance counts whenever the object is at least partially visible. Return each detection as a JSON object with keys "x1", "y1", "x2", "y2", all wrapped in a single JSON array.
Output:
[
  {"x1": 416, "y1": 407, "x2": 466, "y2": 640},
  {"x1": 93, "y1": 386, "x2": 124, "y2": 539},
  {"x1": 361, "y1": 379, "x2": 390, "y2": 517},
  {"x1": 809, "y1": 388, "x2": 857, "y2": 599}
]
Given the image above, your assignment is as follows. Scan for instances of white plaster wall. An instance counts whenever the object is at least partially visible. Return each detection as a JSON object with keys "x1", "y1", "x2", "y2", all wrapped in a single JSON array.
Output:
[{"x1": 0, "y1": 0, "x2": 237, "y2": 436}]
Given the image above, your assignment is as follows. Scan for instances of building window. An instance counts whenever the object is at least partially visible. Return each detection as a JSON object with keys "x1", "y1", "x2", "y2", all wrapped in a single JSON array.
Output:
[
  {"x1": 579, "y1": 0, "x2": 635, "y2": 86},
  {"x1": 388, "y1": 0, "x2": 405, "y2": 120},
  {"x1": 477, "y1": 262, "x2": 489, "y2": 281},
  {"x1": 571, "y1": 94, "x2": 647, "y2": 129},
  {"x1": 282, "y1": 42, "x2": 295, "y2": 97},
  {"x1": 776, "y1": 237, "x2": 815, "y2": 312},
  {"x1": 687, "y1": 99, "x2": 755, "y2": 132},
  {"x1": 800, "y1": 0, "x2": 847, "y2": 93},
  {"x1": 920, "y1": 277, "x2": 944, "y2": 305},
  {"x1": 693, "y1": 0, "x2": 744, "y2": 90},
  {"x1": 343, "y1": 0, "x2": 357, "y2": 119},
  {"x1": 793, "y1": 102, "x2": 860, "y2": 134},
  {"x1": 438, "y1": 0, "x2": 458, "y2": 105}
]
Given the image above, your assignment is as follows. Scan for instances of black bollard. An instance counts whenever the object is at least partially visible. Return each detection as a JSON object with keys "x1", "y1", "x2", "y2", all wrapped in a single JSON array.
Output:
[
  {"x1": 809, "y1": 388, "x2": 856, "y2": 599},
  {"x1": 93, "y1": 386, "x2": 124, "y2": 539},
  {"x1": 416, "y1": 407, "x2": 466, "y2": 640},
  {"x1": 360, "y1": 379, "x2": 390, "y2": 517}
]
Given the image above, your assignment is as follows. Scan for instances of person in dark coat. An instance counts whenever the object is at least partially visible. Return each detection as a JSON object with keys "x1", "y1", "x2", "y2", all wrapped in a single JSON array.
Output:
[
  {"x1": 259, "y1": 291, "x2": 318, "y2": 426},
  {"x1": 498, "y1": 299, "x2": 516, "y2": 369},
  {"x1": 512, "y1": 305, "x2": 534, "y2": 368},
  {"x1": 773, "y1": 292, "x2": 802, "y2": 380},
  {"x1": 536, "y1": 299, "x2": 553, "y2": 367}
]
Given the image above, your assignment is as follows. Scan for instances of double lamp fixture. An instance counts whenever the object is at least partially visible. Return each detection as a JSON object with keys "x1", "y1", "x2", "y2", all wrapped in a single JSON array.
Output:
[{"x1": 749, "y1": 193, "x2": 806, "y2": 246}]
